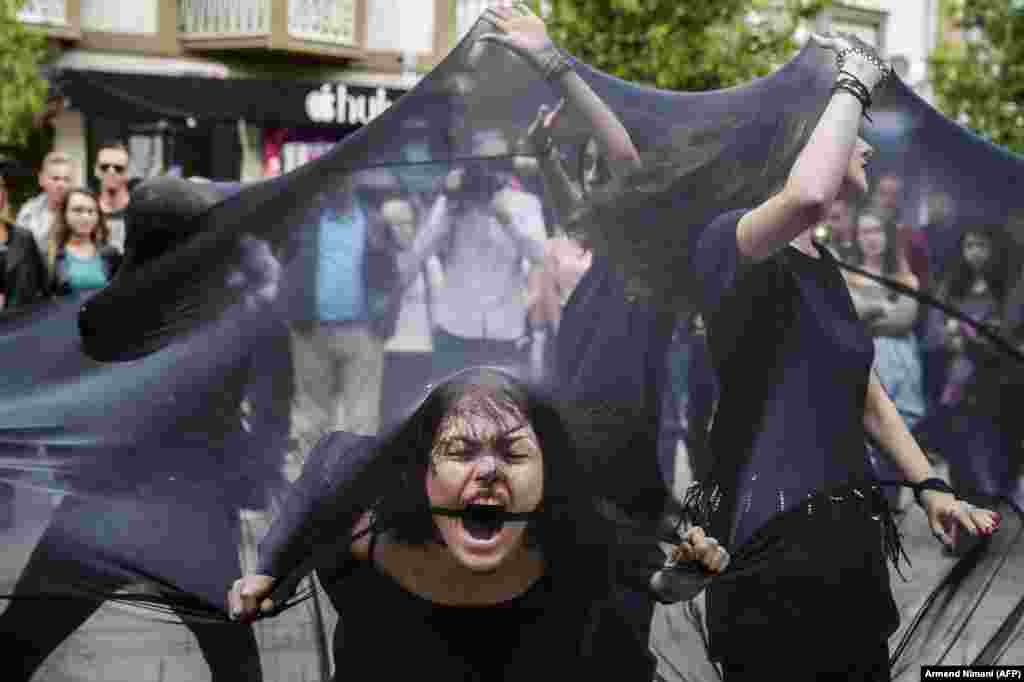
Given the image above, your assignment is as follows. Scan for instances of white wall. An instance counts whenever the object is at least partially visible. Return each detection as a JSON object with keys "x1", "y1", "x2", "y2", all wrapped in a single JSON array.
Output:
[{"x1": 366, "y1": 0, "x2": 436, "y2": 54}]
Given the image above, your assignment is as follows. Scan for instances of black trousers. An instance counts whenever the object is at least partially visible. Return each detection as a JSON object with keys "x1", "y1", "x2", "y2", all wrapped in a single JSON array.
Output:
[{"x1": 0, "y1": 489, "x2": 262, "y2": 681}]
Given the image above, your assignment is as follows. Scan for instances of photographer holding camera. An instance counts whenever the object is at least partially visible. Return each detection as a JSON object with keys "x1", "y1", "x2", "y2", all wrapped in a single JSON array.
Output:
[{"x1": 399, "y1": 128, "x2": 547, "y2": 379}]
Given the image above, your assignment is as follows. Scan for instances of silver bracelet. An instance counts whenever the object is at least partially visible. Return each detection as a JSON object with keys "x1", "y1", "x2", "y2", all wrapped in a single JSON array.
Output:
[{"x1": 836, "y1": 46, "x2": 893, "y2": 86}]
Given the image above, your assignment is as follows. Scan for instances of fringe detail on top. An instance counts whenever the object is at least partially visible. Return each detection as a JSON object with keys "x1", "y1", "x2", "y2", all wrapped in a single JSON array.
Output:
[
  {"x1": 680, "y1": 480, "x2": 723, "y2": 532},
  {"x1": 679, "y1": 478, "x2": 909, "y2": 577}
]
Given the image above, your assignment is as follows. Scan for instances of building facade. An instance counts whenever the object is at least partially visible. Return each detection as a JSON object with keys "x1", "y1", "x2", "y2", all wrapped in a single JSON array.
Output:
[
  {"x1": 17, "y1": 1, "x2": 942, "y2": 185},
  {"x1": 18, "y1": 0, "x2": 470, "y2": 183}
]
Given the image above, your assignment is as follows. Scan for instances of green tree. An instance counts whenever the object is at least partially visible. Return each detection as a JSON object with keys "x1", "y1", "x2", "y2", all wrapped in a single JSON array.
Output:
[
  {"x1": 930, "y1": 0, "x2": 1024, "y2": 154},
  {"x1": 0, "y1": 0, "x2": 51, "y2": 149},
  {"x1": 545, "y1": 0, "x2": 831, "y2": 92}
]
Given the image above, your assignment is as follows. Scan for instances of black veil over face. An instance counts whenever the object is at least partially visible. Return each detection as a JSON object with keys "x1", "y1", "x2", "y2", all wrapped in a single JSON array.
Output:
[{"x1": 0, "y1": 13, "x2": 1022, "y2": 680}]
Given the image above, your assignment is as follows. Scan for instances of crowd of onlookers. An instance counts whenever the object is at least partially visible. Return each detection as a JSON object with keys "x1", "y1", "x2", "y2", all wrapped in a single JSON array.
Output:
[{"x1": 0, "y1": 140, "x2": 132, "y2": 312}]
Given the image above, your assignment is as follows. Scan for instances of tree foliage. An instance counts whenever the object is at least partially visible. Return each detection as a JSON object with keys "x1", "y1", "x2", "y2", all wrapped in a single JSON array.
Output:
[
  {"x1": 545, "y1": 0, "x2": 831, "y2": 92},
  {"x1": 0, "y1": 0, "x2": 51, "y2": 149},
  {"x1": 930, "y1": 0, "x2": 1024, "y2": 155}
]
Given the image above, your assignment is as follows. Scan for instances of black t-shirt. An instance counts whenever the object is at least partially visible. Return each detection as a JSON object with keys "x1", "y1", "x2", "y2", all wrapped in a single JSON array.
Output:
[
  {"x1": 693, "y1": 210, "x2": 876, "y2": 546},
  {"x1": 554, "y1": 255, "x2": 675, "y2": 520}
]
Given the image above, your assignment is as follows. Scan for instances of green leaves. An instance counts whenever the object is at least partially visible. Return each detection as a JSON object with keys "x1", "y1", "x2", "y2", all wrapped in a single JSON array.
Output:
[
  {"x1": 0, "y1": 0, "x2": 51, "y2": 148},
  {"x1": 547, "y1": 0, "x2": 830, "y2": 93},
  {"x1": 930, "y1": 0, "x2": 1024, "y2": 154}
]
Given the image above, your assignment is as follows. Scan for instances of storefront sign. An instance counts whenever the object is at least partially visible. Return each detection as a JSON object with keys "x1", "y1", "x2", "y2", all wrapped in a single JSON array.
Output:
[{"x1": 305, "y1": 84, "x2": 395, "y2": 125}]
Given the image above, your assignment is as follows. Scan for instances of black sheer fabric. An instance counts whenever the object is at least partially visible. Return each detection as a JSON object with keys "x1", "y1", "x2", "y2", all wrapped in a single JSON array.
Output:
[{"x1": 0, "y1": 12, "x2": 1021, "y2": 681}]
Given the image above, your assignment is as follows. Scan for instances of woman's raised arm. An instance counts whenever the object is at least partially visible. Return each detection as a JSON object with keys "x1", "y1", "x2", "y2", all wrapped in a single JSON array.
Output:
[
  {"x1": 737, "y1": 34, "x2": 889, "y2": 262},
  {"x1": 476, "y1": 4, "x2": 641, "y2": 179}
]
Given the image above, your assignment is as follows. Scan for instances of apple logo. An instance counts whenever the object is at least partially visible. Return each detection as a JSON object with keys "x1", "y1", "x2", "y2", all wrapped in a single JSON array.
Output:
[{"x1": 305, "y1": 84, "x2": 336, "y2": 123}]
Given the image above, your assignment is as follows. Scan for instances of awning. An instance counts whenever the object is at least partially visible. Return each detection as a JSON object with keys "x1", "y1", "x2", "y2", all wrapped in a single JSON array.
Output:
[{"x1": 55, "y1": 69, "x2": 408, "y2": 128}]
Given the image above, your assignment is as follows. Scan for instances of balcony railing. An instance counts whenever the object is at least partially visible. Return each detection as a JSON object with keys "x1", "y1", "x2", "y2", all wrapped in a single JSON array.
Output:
[
  {"x1": 179, "y1": 0, "x2": 358, "y2": 57},
  {"x1": 17, "y1": 0, "x2": 81, "y2": 39},
  {"x1": 17, "y1": 0, "x2": 68, "y2": 26},
  {"x1": 179, "y1": 0, "x2": 271, "y2": 36},
  {"x1": 287, "y1": 0, "x2": 355, "y2": 46}
]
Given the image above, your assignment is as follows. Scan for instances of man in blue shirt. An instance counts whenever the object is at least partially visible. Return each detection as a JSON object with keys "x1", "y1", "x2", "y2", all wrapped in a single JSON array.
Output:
[{"x1": 287, "y1": 170, "x2": 400, "y2": 440}]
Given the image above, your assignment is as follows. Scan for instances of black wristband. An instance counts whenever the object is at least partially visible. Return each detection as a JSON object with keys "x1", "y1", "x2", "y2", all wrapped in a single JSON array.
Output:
[
  {"x1": 914, "y1": 477, "x2": 956, "y2": 507},
  {"x1": 835, "y1": 76, "x2": 872, "y2": 106},
  {"x1": 832, "y1": 79, "x2": 873, "y2": 121}
]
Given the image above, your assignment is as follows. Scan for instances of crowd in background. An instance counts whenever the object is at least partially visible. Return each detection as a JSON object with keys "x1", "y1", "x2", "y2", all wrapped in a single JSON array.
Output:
[
  {"x1": 0, "y1": 141, "x2": 133, "y2": 312},
  {"x1": 3, "y1": 131, "x2": 1022, "y2": 515}
]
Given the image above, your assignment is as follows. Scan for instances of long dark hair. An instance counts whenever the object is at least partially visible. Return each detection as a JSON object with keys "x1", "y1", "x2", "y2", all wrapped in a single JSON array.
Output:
[
  {"x1": 938, "y1": 224, "x2": 1010, "y2": 305},
  {"x1": 363, "y1": 367, "x2": 617, "y2": 604},
  {"x1": 567, "y1": 102, "x2": 830, "y2": 313},
  {"x1": 851, "y1": 208, "x2": 903, "y2": 277}
]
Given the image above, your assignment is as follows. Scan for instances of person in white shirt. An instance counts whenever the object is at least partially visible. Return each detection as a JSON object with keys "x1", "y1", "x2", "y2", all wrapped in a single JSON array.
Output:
[
  {"x1": 402, "y1": 129, "x2": 547, "y2": 379},
  {"x1": 16, "y1": 151, "x2": 74, "y2": 259}
]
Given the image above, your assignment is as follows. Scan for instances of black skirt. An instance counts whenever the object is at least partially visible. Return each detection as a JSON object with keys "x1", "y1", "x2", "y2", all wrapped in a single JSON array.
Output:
[{"x1": 702, "y1": 482, "x2": 901, "y2": 674}]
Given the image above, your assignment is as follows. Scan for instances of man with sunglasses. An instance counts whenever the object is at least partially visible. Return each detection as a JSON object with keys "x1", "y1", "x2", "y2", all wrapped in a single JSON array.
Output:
[{"x1": 94, "y1": 140, "x2": 132, "y2": 251}]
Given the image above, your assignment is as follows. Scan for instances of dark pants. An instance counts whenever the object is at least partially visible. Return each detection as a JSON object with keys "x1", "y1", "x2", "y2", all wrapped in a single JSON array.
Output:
[{"x1": 0, "y1": 489, "x2": 262, "y2": 681}]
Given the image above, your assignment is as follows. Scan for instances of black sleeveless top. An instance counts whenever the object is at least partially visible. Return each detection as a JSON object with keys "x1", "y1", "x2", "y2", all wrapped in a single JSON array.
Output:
[{"x1": 318, "y1": 533, "x2": 599, "y2": 681}]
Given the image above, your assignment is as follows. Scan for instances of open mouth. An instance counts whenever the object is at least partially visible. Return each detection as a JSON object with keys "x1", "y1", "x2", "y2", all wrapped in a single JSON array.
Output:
[{"x1": 461, "y1": 503, "x2": 506, "y2": 541}]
